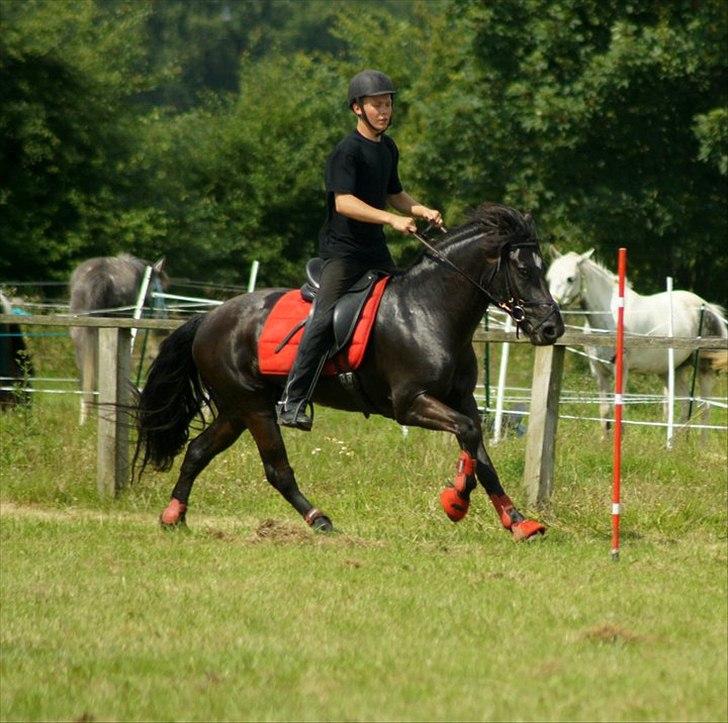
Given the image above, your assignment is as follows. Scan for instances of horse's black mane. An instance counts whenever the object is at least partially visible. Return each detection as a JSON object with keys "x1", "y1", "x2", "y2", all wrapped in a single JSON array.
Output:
[
  {"x1": 467, "y1": 202, "x2": 536, "y2": 243},
  {"x1": 399, "y1": 203, "x2": 537, "y2": 272}
]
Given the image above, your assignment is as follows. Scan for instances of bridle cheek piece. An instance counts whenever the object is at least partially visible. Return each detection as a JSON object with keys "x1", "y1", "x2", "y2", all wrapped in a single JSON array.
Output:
[{"x1": 474, "y1": 239, "x2": 558, "y2": 337}]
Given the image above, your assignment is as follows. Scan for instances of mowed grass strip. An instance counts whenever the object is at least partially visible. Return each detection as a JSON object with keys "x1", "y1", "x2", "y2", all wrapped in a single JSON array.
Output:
[
  {"x1": 1, "y1": 501, "x2": 726, "y2": 722},
  {"x1": 1, "y1": 357, "x2": 726, "y2": 721}
]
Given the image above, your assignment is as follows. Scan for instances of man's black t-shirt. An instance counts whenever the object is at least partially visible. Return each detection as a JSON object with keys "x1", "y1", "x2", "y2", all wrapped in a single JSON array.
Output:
[{"x1": 318, "y1": 130, "x2": 403, "y2": 266}]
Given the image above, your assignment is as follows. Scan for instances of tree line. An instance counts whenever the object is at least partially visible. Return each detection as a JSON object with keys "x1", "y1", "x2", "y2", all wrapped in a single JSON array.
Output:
[{"x1": 1, "y1": 0, "x2": 726, "y2": 303}]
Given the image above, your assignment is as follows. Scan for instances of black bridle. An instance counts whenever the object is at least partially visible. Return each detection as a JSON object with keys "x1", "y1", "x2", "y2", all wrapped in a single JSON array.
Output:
[{"x1": 413, "y1": 225, "x2": 559, "y2": 335}]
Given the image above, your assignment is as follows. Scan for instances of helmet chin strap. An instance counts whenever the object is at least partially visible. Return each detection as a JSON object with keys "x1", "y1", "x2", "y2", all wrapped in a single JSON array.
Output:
[{"x1": 355, "y1": 100, "x2": 391, "y2": 136}]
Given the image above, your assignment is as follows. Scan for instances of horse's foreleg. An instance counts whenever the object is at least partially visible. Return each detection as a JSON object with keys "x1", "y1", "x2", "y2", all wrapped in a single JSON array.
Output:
[
  {"x1": 460, "y1": 396, "x2": 545, "y2": 540},
  {"x1": 397, "y1": 393, "x2": 481, "y2": 521},
  {"x1": 398, "y1": 393, "x2": 543, "y2": 538},
  {"x1": 74, "y1": 328, "x2": 97, "y2": 426},
  {"x1": 246, "y1": 410, "x2": 333, "y2": 532},
  {"x1": 160, "y1": 413, "x2": 245, "y2": 528}
]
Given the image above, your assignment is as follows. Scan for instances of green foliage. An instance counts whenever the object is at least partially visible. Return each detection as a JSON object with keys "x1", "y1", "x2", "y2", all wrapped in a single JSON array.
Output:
[
  {"x1": 404, "y1": 0, "x2": 728, "y2": 298},
  {"x1": 141, "y1": 54, "x2": 347, "y2": 285},
  {"x1": 0, "y1": 0, "x2": 725, "y2": 300},
  {"x1": 0, "y1": 0, "x2": 161, "y2": 279},
  {"x1": 694, "y1": 107, "x2": 728, "y2": 176}
]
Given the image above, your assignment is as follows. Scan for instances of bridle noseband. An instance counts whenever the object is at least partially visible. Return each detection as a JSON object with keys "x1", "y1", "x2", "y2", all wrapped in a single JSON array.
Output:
[{"x1": 413, "y1": 225, "x2": 559, "y2": 335}]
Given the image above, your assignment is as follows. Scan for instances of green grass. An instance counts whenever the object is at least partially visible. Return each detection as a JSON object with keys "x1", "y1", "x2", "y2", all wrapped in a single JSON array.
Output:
[{"x1": 0, "y1": 333, "x2": 726, "y2": 721}]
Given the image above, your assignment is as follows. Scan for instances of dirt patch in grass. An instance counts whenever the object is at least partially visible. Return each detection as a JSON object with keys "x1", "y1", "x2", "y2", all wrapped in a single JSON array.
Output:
[
  {"x1": 249, "y1": 518, "x2": 314, "y2": 544},
  {"x1": 202, "y1": 527, "x2": 238, "y2": 542},
  {"x1": 247, "y1": 517, "x2": 384, "y2": 549},
  {"x1": 582, "y1": 623, "x2": 643, "y2": 644}
]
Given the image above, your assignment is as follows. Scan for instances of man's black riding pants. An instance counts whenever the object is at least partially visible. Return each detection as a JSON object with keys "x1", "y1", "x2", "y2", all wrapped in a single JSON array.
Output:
[{"x1": 281, "y1": 256, "x2": 393, "y2": 404}]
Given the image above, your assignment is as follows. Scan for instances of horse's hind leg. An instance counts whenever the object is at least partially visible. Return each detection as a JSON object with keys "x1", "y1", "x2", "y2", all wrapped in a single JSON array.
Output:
[
  {"x1": 591, "y1": 357, "x2": 613, "y2": 438},
  {"x1": 246, "y1": 409, "x2": 333, "y2": 531},
  {"x1": 698, "y1": 366, "x2": 717, "y2": 441},
  {"x1": 160, "y1": 412, "x2": 246, "y2": 527}
]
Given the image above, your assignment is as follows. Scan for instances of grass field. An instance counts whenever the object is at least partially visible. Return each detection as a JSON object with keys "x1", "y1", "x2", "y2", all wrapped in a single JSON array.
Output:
[{"x1": 1, "y1": 333, "x2": 726, "y2": 721}]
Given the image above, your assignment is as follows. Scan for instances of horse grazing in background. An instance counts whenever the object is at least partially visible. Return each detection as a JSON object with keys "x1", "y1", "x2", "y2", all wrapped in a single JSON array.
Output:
[
  {"x1": 0, "y1": 291, "x2": 33, "y2": 410},
  {"x1": 547, "y1": 249, "x2": 727, "y2": 434},
  {"x1": 135, "y1": 204, "x2": 564, "y2": 540},
  {"x1": 70, "y1": 254, "x2": 168, "y2": 424}
]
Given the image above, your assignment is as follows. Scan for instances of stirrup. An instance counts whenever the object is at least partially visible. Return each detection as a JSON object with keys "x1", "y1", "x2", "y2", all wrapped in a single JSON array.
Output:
[{"x1": 276, "y1": 399, "x2": 314, "y2": 431}]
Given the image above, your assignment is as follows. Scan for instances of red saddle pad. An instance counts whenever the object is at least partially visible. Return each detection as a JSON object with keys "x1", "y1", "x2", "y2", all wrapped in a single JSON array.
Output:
[{"x1": 258, "y1": 276, "x2": 390, "y2": 376}]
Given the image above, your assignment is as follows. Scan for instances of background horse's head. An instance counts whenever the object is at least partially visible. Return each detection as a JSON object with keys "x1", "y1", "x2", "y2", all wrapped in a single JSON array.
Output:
[
  {"x1": 69, "y1": 254, "x2": 169, "y2": 316},
  {"x1": 545, "y1": 248, "x2": 595, "y2": 307},
  {"x1": 471, "y1": 204, "x2": 564, "y2": 345}
]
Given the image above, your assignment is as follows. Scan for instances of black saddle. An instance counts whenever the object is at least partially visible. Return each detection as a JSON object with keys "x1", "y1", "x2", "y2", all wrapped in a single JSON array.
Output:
[{"x1": 298, "y1": 257, "x2": 384, "y2": 354}]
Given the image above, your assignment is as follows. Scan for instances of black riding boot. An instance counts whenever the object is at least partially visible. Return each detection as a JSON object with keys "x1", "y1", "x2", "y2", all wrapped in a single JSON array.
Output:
[
  {"x1": 276, "y1": 257, "x2": 376, "y2": 431},
  {"x1": 276, "y1": 351, "x2": 328, "y2": 431}
]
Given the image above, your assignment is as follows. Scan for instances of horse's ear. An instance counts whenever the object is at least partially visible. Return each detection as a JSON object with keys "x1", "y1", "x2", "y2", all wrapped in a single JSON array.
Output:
[
  {"x1": 153, "y1": 257, "x2": 166, "y2": 273},
  {"x1": 548, "y1": 245, "x2": 562, "y2": 259},
  {"x1": 579, "y1": 248, "x2": 595, "y2": 262}
]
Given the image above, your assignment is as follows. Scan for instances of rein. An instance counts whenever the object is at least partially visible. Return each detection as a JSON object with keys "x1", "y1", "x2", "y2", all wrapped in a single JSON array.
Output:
[{"x1": 412, "y1": 226, "x2": 557, "y2": 334}]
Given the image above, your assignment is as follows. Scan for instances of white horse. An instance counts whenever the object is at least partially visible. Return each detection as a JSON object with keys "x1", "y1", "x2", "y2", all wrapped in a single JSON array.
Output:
[{"x1": 547, "y1": 249, "x2": 727, "y2": 435}]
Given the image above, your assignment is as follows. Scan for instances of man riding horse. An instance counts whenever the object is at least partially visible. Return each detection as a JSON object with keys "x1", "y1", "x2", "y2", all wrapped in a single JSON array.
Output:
[{"x1": 276, "y1": 69, "x2": 442, "y2": 431}]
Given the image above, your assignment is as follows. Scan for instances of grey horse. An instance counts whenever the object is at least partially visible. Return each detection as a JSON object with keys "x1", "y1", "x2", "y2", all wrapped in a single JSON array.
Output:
[{"x1": 69, "y1": 254, "x2": 168, "y2": 424}]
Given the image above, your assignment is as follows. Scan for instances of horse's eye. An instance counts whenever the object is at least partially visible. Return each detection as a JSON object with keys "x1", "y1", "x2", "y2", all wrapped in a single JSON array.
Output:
[{"x1": 567, "y1": 276, "x2": 575, "y2": 283}]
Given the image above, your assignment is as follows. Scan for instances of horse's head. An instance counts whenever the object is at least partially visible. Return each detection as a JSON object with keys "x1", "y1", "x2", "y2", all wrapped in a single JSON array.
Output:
[
  {"x1": 472, "y1": 204, "x2": 564, "y2": 346},
  {"x1": 150, "y1": 257, "x2": 170, "y2": 290},
  {"x1": 545, "y1": 248, "x2": 594, "y2": 307}
]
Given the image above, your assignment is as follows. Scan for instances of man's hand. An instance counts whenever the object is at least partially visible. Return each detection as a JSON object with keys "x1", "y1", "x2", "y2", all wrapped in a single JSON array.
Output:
[
  {"x1": 389, "y1": 214, "x2": 418, "y2": 235},
  {"x1": 415, "y1": 206, "x2": 443, "y2": 227}
]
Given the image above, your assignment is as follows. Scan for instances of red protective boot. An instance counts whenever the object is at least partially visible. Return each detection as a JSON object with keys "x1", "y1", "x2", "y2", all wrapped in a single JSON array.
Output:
[
  {"x1": 440, "y1": 451, "x2": 476, "y2": 522},
  {"x1": 160, "y1": 498, "x2": 187, "y2": 527},
  {"x1": 488, "y1": 493, "x2": 545, "y2": 540}
]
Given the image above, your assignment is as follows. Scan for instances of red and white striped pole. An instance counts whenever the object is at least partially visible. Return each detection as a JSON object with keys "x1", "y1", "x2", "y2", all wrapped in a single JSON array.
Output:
[{"x1": 611, "y1": 247, "x2": 627, "y2": 561}]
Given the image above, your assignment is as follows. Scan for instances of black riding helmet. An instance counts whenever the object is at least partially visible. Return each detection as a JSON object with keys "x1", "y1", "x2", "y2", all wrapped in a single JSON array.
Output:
[
  {"x1": 347, "y1": 69, "x2": 396, "y2": 107},
  {"x1": 348, "y1": 69, "x2": 396, "y2": 136}
]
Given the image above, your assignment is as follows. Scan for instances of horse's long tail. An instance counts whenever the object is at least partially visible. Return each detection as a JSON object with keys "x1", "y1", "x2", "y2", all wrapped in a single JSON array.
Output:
[
  {"x1": 133, "y1": 314, "x2": 208, "y2": 480},
  {"x1": 699, "y1": 303, "x2": 728, "y2": 373}
]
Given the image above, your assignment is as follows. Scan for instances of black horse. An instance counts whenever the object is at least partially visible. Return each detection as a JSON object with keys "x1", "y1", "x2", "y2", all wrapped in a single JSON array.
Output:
[{"x1": 134, "y1": 204, "x2": 564, "y2": 540}]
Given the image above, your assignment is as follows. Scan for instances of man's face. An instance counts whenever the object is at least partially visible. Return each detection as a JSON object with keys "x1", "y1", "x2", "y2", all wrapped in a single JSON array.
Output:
[{"x1": 354, "y1": 94, "x2": 393, "y2": 131}]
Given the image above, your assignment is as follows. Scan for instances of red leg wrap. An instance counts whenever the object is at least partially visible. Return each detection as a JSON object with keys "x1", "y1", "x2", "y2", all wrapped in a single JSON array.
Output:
[
  {"x1": 488, "y1": 493, "x2": 516, "y2": 529},
  {"x1": 511, "y1": 519, "x2": 546, "y2": 540},
  {"x1": 304, "y1": 508, "x2": 325, "y2": 526},
  {"x1": 440, "y1": 451, "x2": 476, "y2": 522},
  {"x1": 453, "y1": 450, "x2": 476, "y2": 493},
  {"x1": 488, "y1": 494, "x2": 546, "y2": 540},
  {"x1": 160, "y1": 498, "x2": 187, "y2": 526},
  {"x1": 440, "y1": 487, "x2": 470, "y2": 522}
]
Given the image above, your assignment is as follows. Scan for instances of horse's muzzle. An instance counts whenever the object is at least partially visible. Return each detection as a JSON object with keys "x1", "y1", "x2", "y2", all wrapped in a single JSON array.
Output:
[{"x1": 524, "y1": 305, "x2": 565, "y2": 346}]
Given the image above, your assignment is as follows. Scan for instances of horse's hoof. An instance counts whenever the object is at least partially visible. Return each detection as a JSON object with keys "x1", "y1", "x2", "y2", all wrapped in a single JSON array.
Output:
[
  {"x1": 160, "y1": 499, "x2": 188, "y2": 529},
  {"x1": 440, "y1": 486, "x2": 470, "y2": 522},
  {"x1": 311, "y1": 515, "x2": 334, "y2": 533},
  {"x1": 511, "y1": 519, "x2": 546, "y2": 541},
  {"x1": 305, "y1": 508, "x2": 334, "y2": 532}
]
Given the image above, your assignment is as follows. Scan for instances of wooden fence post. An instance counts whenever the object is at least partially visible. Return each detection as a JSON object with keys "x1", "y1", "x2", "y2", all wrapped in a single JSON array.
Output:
[
  {"x1": 523, "y1": 345, "x2": 565, "y2": 507},
  {"x1": 97, "y1": 327, "x2": 132, "y2": 496}
]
